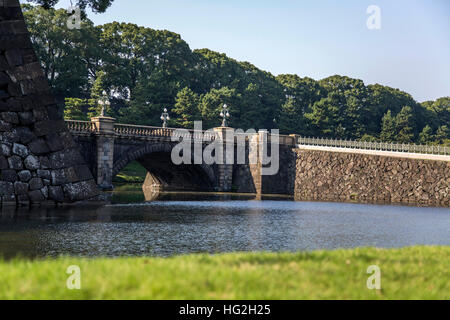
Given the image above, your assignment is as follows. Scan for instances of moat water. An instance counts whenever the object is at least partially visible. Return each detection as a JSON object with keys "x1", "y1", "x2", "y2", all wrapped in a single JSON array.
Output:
[{"x1": 0, "y1": 185, "x2": 449, "y2": 259}]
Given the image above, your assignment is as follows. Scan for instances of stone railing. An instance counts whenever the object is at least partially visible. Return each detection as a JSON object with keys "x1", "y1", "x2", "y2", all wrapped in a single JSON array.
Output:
[
  {"x1": 66, "y1": 119, "x2": 447, "y2": 154},
  {"x1": 114, "y1": 124, "x2": 216, "y2": 142},
  {"x1": 114, "y1": 123, "x2": 173, "y2": 137},
  {"x1": 66, "y1": 120, "x2": 216, "y2": 141},
  {"x1": 296, "y1": 136, "x2": 450, "y2": 156},
  {"x1": 65, "y1": 120, "x2": 98, "y2": 134}
]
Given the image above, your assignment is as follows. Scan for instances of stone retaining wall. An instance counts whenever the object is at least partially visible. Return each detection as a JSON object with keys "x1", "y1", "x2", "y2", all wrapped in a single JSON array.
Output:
[
  {"x1": 0, "y1": 0, "x2": 98, "y2": 205},
  {"x1": 294, "y1": 149, "x2": 449, "y2": 206}
]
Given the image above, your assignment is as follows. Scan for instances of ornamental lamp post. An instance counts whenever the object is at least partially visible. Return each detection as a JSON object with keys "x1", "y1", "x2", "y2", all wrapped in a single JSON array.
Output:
[
  {"x1": 220, "y1": 104, "x2": 230, "y2": 127},
  {"x1": 98, "y1": 90, "x2": 110, "y2": 117},
  {"x1": 160, "y1": 108, "x2": 170, "y2": 128}
]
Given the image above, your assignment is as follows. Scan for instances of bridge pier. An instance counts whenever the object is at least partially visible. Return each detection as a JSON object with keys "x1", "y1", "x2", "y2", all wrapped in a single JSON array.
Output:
[
  {"x1": 214, "y1": 127, "x2": 234, "y2": 192},
  {"x1": 91, "y1": 116, "x2": 116, "y2": 190},
  {"x1": 249, "y1": 132, "x2": 262, "y2": 194}
]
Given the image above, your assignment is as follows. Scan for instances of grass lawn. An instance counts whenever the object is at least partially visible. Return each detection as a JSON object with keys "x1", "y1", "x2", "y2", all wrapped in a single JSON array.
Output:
[
  {"x1": 0, "y1": 246, "x2": 448, "y2": 300},
  {"x1": 113, "y1": 161, "x2": 147, "y2": 183}
]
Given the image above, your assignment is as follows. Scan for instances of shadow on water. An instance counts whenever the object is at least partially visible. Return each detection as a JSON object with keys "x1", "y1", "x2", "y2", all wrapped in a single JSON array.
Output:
[
  {"x1": 112, "y1": 184, "x2": 293, "y2": 203},
  {"x1": 0, "y1": 185, "x2": 449, "y2": 260}
]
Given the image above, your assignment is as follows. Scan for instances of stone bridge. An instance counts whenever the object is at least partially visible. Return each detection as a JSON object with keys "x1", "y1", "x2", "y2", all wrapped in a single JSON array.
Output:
[
  {"x1": 67, "y1": 116, "x2": 449, "y2": 206},
  {"x1": 67, "y1": 116, "x2": 297, "y2": 194},
  {"x1": 1, "y1": 0, "x2": 447, "y2": 207}
]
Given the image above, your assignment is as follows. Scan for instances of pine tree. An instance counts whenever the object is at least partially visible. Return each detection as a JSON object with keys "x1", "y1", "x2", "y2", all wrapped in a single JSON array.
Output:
[
  {"x1": 88, "y1": 71, "x2": 109, "y2": 118},
  {"x1": 419, "y1": 125, "x2": 434, "y2": 145},
  {"x1": 173, "y1": 87, "x2": 201, "y2": 128},
  {"x1": 380, "y1": 110, "x2": 396, "y2": 142},
  {"x1": 435, "y1": 125, "x2": 450, "y2": 145},
  {"x1": 64, "y1": 98, "x2": 89, "y2": 120},
  {"x1": 395, "y1": 106, "x2": 415, "y2": 143}
]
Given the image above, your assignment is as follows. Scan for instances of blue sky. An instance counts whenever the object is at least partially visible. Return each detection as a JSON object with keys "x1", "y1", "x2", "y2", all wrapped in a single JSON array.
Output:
[{"x1": 49, "y1": 0, "x2": 450, "y2": 102}]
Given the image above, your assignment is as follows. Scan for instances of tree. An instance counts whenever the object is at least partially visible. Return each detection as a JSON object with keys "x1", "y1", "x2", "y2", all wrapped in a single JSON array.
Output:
[
  {"x1": 395, "y1": 106, "x2": 415, "y2": 143},
  {"x1": 276, "y1": 75, "x2": 324, "y2": 135},
  {"x1": 278, "y1": 98, "x2": 303, "y2": 135},
  {"x1": 87, "y1": 71, "x2": 110, "y2": 118},
  {"x1": 423, "y1": 97, "x2": 450, "y2": 129},
  {"x1": 27, "y1": 0, "x2": 114, "y2": 13},
  {"x1": 64, "y1": 98, "x2": 89, "y2": 120},
  {"x1": 305, "y1": 92, "x2": 345, "y2": 138},
  {"x1": 344, "y1": 95, "x2": 366, "y2": 139},
  {"x1": 173, "y1": 87, "x2": 201, "y2": 128},
  {"x1": 367, "y1": 84, "x2": 418, "y2": 136},
  {"x1": 435, "y1": 125, "x2": 450, "y2": 146},
  {"x1": 22, "y1": 5, "x2": 100, "y2": 104},
  {"x1": 419, "y1": 125, "x2": 434, "y2": 145},
  {"x1": 97, "y1": 23, "x2": 194, "y2": 123},
  {"x1": 380, "y1": 110, "x2": 396, "y2": 142},
  {"x1": 361, "y1": 134, "x2": 378, "y2": 142},
  {"x1": 193, "y1": 49, "x2": 284, "y2": 130},
  {"x1": 200, "y1": 87, "x2": 239, "y2": 129}
]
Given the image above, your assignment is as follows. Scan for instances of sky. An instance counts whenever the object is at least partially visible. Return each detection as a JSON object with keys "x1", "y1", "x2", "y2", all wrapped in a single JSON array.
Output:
[{"x1": 48, "y1": 0, "x2": 450, "y2": 102}]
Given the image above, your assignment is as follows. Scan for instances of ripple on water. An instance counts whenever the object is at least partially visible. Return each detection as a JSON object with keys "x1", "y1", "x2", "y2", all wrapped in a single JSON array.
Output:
[{"x1": 0, "y1": 193, "x2": 449, "y2": 259}]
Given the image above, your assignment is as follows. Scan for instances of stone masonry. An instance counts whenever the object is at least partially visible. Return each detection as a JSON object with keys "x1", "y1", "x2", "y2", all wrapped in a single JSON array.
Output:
[
  {"x1": 0, "y1": 0, "x2": 98, "y2": 205},
  {"x1": 294, "y1": 149, "x2": 449, "y2": 206}
]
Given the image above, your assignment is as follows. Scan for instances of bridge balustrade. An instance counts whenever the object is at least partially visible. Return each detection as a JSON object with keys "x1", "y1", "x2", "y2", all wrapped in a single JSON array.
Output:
[
  {"x1": 296, "y1": 136, "x2": 449, "y2": 156},
  {"x1": 65, "y1": 119, "x2": 448, "y2": 155},
  {"x1": 65, "y1": 120, "x2": 98, "y2": 134}
]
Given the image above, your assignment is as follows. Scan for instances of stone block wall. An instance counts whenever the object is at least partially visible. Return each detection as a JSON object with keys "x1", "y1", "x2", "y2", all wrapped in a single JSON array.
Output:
[
  {"x1": 261, "y1": 146, "x2": 296, "y2": 195},
  {"x1": 294, "y1": 149, "x2": 449, "y2": 206},
  {"x1": 0, "y1": 0, "x2": 98, "y2": 205},
  {"x1": 232, "y1": 144, "x2": 296, "y2": 195}
]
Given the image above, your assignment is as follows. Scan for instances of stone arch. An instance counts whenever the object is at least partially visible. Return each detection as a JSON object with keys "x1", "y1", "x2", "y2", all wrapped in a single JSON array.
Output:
[{"x1": 113, "y1": 142, "x2": 217, "y2": 191}]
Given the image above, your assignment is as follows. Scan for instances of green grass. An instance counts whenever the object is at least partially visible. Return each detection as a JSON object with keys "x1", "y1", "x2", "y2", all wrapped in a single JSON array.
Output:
[
  {"x1": 0, "y1": 246, "x2": 448, "y2": 300},
  {"x1": 113, "y1": 161, "x2": 147, "y2": 183}
]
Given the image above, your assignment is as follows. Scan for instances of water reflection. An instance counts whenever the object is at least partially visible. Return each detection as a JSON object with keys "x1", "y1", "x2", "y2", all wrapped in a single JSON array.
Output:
[{"x1": 0, "y1": 187, "x2": 449, "y2": 259}]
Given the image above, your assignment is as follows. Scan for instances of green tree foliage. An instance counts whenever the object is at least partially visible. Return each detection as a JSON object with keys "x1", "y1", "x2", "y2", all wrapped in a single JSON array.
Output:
[
  {"x1": 304, "y1": 76, "x2": 372, "y2": 139},
  {"x1": 435, "y1": 125, "x2": 450, "y2": 146},
  {"x1": 23, "y1": 5, "x2": 449, "y2": 145},
  {"x1": 22, "y1": 5, "x2": 100, "y2": 103},
  {"x1": 173, "y1": 87, "x2": 201, "y2": 128},
  {"x1": 87, "y1": 70, "x2": 110, "y2": 118},
  {"x1": 27, "y1": 0, "x2": 113, "y2": 13},
  {"x1": 380, "y1": 110, "x2": 396, "y2": 142},
  {"x1": 419, "y1": 125, "x2": 434, "y2": 145},
  {"x1": 422, "y1": 97, "x2": 450, "y2": 130},
  {"x1": 64, "y1": 98, "x2": 88, "y2": 120},
  {"x1": 305, "y1": 92, "x2": 342, "y2": 137},
  {"x1": 367, "y1": 85, "x2": 422, "y2": 135},
  {"x1": 395, "y1": 106, "x2": 415, "y2": 143},
  {"x1": 360, "y1": 134, "x2": 378, "y2": 142},
  {"x1": 276, "y1": 75, "x2": 323, "y2": 135},
  {"x1": 380, "y1": 107, "x2": 416, "y2": 143},
  {"x1": 200, "y1": 87, "x2": 239, "y2": 129}
]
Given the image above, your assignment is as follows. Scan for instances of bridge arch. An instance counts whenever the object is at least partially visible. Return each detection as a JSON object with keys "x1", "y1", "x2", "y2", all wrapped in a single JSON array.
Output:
[{"x1": 113, "y1": 142, "x2": 217, "y2": 191}]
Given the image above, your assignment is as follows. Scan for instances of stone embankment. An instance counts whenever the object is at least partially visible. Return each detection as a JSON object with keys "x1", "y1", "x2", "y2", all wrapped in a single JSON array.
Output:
[{"x1": 294, "y1": 149, "x2": 449, "y2": 206}]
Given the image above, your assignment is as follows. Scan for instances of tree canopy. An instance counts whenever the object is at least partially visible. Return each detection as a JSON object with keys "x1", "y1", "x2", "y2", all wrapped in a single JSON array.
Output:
[
  {"x1": 23, "y1": 5, "x2": 450, "y2": 146},
  {"x1": 27, "y1": 0, "x2": 114, "y2": 12}
]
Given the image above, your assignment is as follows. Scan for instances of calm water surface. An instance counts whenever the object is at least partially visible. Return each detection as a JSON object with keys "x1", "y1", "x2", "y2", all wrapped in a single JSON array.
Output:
[{"x1": 0, "y1": 187, "x2": 449, "y2": 259}]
